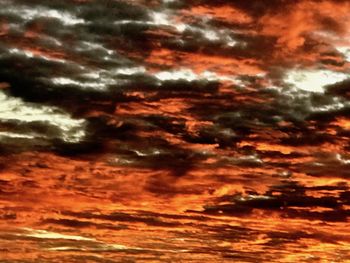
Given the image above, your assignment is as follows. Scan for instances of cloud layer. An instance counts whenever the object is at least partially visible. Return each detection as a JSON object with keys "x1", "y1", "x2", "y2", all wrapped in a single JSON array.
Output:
[{"x1": 0, "y1": 0, "x2": 350, "y2": 262}]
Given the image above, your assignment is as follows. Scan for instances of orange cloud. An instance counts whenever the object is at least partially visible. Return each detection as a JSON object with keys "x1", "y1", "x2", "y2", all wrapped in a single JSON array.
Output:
[
  {"x1": 259, "y1": 1, "x2": 350, "y2": 51},
  {"x1": 186, "y1": 5, "x2": 253, "y2": 25}
]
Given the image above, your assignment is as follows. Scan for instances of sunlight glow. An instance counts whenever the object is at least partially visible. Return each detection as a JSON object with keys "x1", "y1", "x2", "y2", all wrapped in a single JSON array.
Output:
[
  {"x1": 154, "y1": 69, "x2": 237, "y2": 83},
  {"x1": 21, "y1": 228, "x2": 93, "y2": 241},
  {"x1": 285, "y1": 69, "x2": 348, "y2": 92},
  {"x1": 0, "y1": 91, "x2": 86, "y2": 143},
  {"x1": 0, "y1": 4, "x2": 84, "y2": 26}
]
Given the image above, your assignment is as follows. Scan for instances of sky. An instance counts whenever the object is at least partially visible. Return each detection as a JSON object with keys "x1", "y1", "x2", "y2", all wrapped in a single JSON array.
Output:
[{"x1": 0, "y1": 0, "x2": 350, "y2": 262}]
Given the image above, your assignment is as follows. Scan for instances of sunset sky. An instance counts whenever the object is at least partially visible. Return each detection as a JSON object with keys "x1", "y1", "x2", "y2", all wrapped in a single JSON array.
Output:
[{"x1": 0, "y1": 0, "x2": 350, "y2": 262}]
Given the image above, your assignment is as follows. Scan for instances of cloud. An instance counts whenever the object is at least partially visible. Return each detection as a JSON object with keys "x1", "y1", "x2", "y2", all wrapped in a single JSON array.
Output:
[
  {"x1": 1, "y1": 1, "x2": 350, "y2": 260},
  {"x1": 0, "y1": 90, "x2": 86, "y2": 144}
]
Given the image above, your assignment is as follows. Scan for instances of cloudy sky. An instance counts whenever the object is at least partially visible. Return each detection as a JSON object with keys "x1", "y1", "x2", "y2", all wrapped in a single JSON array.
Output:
[{"x1": 0, "y1": 0, "x2": 350, "y2": 262}]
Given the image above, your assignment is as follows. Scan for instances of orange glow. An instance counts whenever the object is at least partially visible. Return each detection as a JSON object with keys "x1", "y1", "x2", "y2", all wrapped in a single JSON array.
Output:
[
  {"x1": 0, "y1": 21, "x2": 9, "y2": 36},
  {"x1": 260, "y1": 1, "x2": 350, "y2": 51},
  {"x1": 187, "y1": 5, "x2": 253, "y2": 24},
  {"x1": 239, "y1": 141, "x2": 298, "y2": 155},
  {"x1": 147, "y1": 48, "x2": 264, "y2": 76},
  {"x1": 332, "y1": 117, "x2": 350, "y2": 130},
  {"x1": 116, "y1": 98, "x2": 190, "y2": 116}
]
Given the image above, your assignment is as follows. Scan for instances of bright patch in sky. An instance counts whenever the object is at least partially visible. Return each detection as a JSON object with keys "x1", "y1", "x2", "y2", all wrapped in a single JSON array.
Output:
[
  {"x1": 21, "y1": 228, "x2": 93, "y2": 241},
  {"x1": 285, "y1": 69, "x2": 348, "y2": 92},
  {"x1": 1, "y1": 4, "x2": 84, "y2": 26},
  {"x1": 0, "y1": 131, "x2": 36, "y2": 139},
  {"x1": 154, "y1": 69, "x2": 237, "y2": 83},
  {"x1": 0, "y1": 91, "x2": 86, "y2": 143},
  {"x1": 336, "y1": 46, "x2": 350, "y2": 62},
  {"x1": 19, "y1": 228, "x2": 139, "y2": 251},
  {"x1": 8, "y1": 48, "x2": 66, "y2": 63}
]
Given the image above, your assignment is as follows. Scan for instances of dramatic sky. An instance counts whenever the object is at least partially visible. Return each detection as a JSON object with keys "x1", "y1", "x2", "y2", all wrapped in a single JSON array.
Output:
[{"x1": 0, "y1": 0, "x2": 350, "y2": 262}]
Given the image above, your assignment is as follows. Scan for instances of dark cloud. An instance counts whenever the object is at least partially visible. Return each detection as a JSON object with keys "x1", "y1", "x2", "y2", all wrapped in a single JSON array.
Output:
[
  {"x1": 199, "y1": 180, "x2": 350, "y2": 222},
  {"x1": 61, "y1": 210, "x2": 184, "y2": 228}
]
